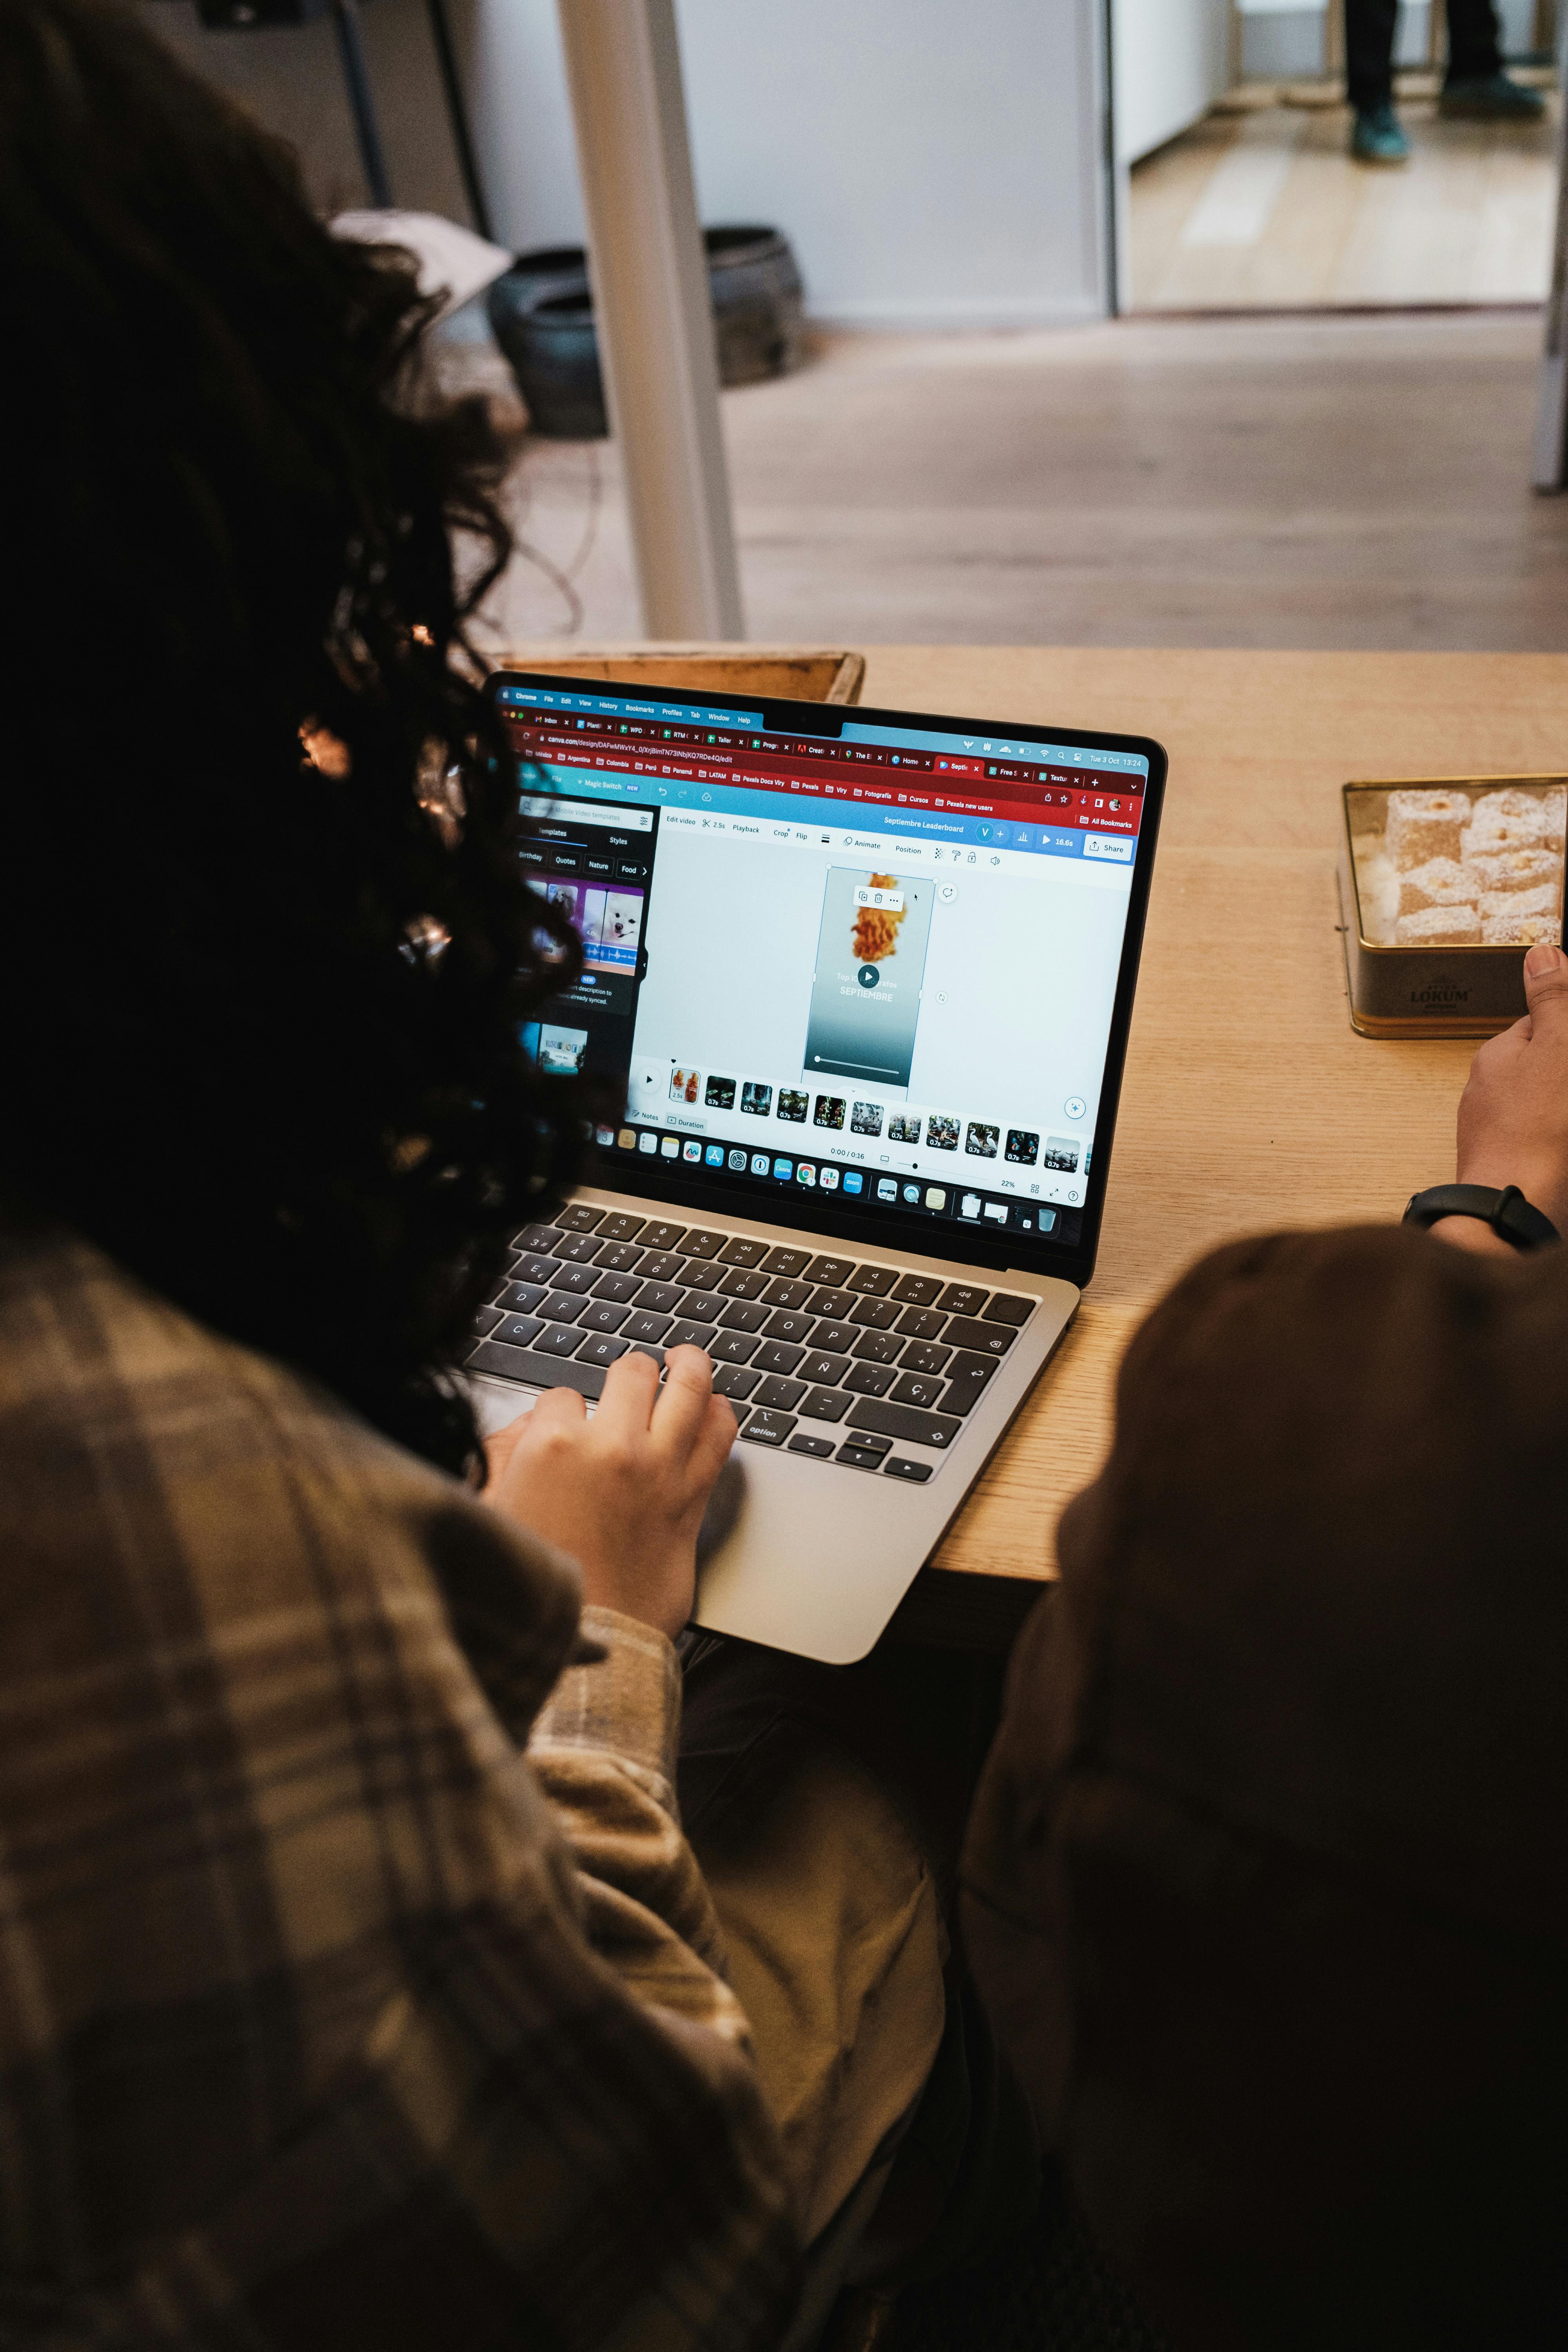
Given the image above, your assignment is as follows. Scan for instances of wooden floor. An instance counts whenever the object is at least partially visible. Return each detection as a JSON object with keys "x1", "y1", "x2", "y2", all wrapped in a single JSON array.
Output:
[
  {"x1": 469, "y1": 309, "x2": 1568, "y2": 654},
  {"x1": 1129, "y1": 83, "x2": 1559, "y2": 310}
]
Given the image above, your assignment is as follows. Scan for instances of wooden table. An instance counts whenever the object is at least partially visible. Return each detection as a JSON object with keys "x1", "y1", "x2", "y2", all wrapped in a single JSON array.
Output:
[{"x1": 868, "y1": 648, "x2": 1568, "y2": 1644}]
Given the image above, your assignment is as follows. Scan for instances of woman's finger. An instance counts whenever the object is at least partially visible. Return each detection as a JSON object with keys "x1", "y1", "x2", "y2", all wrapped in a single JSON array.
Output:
[
  {"x1": 652, "y1": 1345, "x2": 717, "y2": 1461},
  {"x1": 590, "y1": 1348, "x2": 661, "y2": 1442},
  {"x1": 520, "y1": 1385, "x2": 587, "y2": 1444}
]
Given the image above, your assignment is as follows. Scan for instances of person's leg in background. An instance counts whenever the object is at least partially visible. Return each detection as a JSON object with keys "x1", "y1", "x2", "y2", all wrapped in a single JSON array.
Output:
[
  {"x1": 1440, "y1": 0, "x2": 1546, "y2": 117},
  {"x1": 1345, "y1": 0, "x2": 1411, "y2": 163},
  {"x1": 676, "y1": 1633, "x2": 1040, "y2": 2349}
]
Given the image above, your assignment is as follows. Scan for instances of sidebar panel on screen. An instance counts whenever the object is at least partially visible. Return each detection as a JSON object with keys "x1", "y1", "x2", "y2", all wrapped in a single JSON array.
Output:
[{"x1": 517, "y1": 789, "x2": 658, "y2": 1088}]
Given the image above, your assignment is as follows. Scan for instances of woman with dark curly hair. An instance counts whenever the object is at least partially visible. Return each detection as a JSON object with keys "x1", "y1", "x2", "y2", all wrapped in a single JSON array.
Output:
[{"x1": 0, "y1": 1, "x2": 979, "y2": 2342}]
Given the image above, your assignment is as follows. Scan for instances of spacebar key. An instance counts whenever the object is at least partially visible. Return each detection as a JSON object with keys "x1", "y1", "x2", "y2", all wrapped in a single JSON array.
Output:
[
  {"x1": 847, "y1": 1398, "x2": 962, "y2": 1451},
  {"x1": 467, "y1": 1339, "x2": 607, "y2": 1399}
]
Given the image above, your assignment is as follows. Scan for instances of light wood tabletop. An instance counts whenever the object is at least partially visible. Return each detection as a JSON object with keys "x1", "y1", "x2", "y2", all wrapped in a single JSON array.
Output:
[{"x1": 860, "y1": 648, "x2": 1568, "y2": 1635}]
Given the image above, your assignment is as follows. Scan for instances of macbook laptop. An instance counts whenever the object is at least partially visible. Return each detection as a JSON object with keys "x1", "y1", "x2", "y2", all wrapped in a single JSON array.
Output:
[{"x1": 465, "y1": 671, "x2": 1167, "y2": 1662}]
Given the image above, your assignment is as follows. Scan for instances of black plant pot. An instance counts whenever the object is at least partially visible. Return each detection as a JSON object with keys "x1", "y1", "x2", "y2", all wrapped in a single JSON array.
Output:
[
  {"x1": 487, "y1": 226, "x2": 805, "y2": 440},
  {"x1": 706, "y1": 225, "x2": 805, "y2": 386}
]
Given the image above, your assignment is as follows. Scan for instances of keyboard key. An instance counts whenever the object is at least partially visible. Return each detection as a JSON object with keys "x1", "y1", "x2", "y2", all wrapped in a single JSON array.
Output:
[
  {"x1": 591, "y1": 1272, "x2": 640, "y2": 1304},
  {"x1": 883, "y1": 1456, "x2": 933, "y2": 1484},
  {"x1": 764, "y1": 1309, "x2": 815, "y2": 1346},
  {"x1": 848, "y1": 1263, "x2": 897, "y2": 1296},
  {"x1": 512, "y1": 1223, "x2": 562, "y2": 1253},
  {"x1": 740, "y1": 1408, "x2": 797, "y2": 1446},
  {"x1": 812, "y1": 1320, "x2": 857, "y2": 1355},
  {"x1": 718, "y1": 1267, "x2": 768, "y2": 1301},
  {"x1": 641, "y1": 1221, "x2": 688, "y2": 1252},
  {"x1": 665, "y1": 1320, "x2": 717, "y2": 1351},
  {"x1": 810, "y1": 1286, "x2": 856, "y2": 1319},
  {"x1": 985, "y1": 1293, "x2": 1036, "y2": 1327},
  {"x1": 847, "y1": 1399, "x2": 963, "y2": 1450},
  {"x1": 838, "y1": 1443, "x2": 886, "y2": 1471},
  {"x1": 753, "y1": 1339, "x2": 805, "y2": 1376},
  {"x1": 678, "y1": 1259, "x2": 724, "y2": 1293},
  {"x1": 847, "y1": 1430, "x2": 892, "y2": 1454},
  {"x1": 473, "y1": 1303, "x2": 503, "y2": 1336},
  {"x1": 900, "y1": 1340, "x2": 952, "y2": 1376},
  {"x1": 512, "y1": 1252, "x2": 559, "y2": 1288},
  {"x1": 625, "y1": 1343, "x2": 666, "y2": 1368},
  {"x1": 714, "y1": 1363, "x2": 762, "y2": 1400},
  {"x1": 753, "y1": 1375, "x2": 807, "y2": 1412},
  {"x1": 638, "y1": 1250, "x2": 686, "y2": 1283},
  {"x1": 467, "y1": 1339, "x2": 605, "y2": 1397},
  {"x1": 678, "y1": 1288, "x2": 726, "y2": 1322},
  {"x1": 891, "y1": 1274, "x2": 944, "y2": 1307},
  {"x1": 492, "y1": 1310, "x2": 544, "y2": 1347},
  {"x1": 541, "y1": 1292, "x2": 587, "y2": 1324},
  {"x1": 593, "y1": 1241, "x2": 644, "y2": 1275},
  {"x1": 845, "y1": 1362, "x2": 897, "y2": 1397},
  {"x1": 938, "y1": 1283, "x2": 990, "y2": 1316},
  {"x1": 764, "y1": 1278, "x2": 814, "y2": 1312},
  {"x1": 788, "y1": 1432, "x2": 835, "y2": 1458},
  {"x1": 763, "y1": 1247, "x2": 814, "y2": 1277},
  {"x1": 576, "y1": 1332, "x2": 629, "y2": 1367},
  {"x1": 942, "y1": 1352, "x2": 1000, "y2": 1415},
  {"x1": 942, "y1": 1315, "x2": 1015, "y2": 1358},
  {"x1": 800, "y1": 1387, "x2": 852, "y2": 1423},
  {"x1": 720, "y1": 1236, "x2": 769, "y2": 1267},
  {"x1": 558, "y1": 1204, "x2": 604, "y2": 1232},
  {"x1": 712, "y1": 1330, "x2": 761, "y2": 1365},
  {"x1": 805, "y1": 1254, "x2": 854, "y2": 1285},
  {"x1": 623, "y1": 1310, "x2": 673, "y2": 1344},
  {"x1": 579, "y1": 1300, "x2": 631, "y2": 1334},
  {"x1": 890, "y1": 1370, "x2": 946, "y2": 1410},
  {"x1": 635, "y1": 1282, "x2": 686, "y2": 1316},
  {"x1": 598, "y1": 1213, "x2": 646, "y2": 1243},
  {"x1": 681, "y1": 1229, "x2": 725, "y2": 1260},
  {"x1": 554, "y1": 1231, "x2": 604, "y2": 1264},
  {"x1": 851, "y1": 1297, "x2": 900, "y2": 1330},
  {"x1": 719, "y1": 1299, "x2": 769, "y2": 1334},
  {"x1": 535, "y1": 1322, "x2": 586, "y2": 1357},
  {"x1": 852, "y1": 1330, "x2": 902, "y2": 1365},
  {"x1": 542, "y1": 1263, "x2": 595, "y2": 1296},
  {"x1": 800, "y1": 1350, "x2": 852, "y2": 1387},
  {"x1": 897, "y1": 1307, "x2": 947, "y2": 1342},
  {"x1": 495, "y1": 1280, "x2": 548, "y2": 1316}
]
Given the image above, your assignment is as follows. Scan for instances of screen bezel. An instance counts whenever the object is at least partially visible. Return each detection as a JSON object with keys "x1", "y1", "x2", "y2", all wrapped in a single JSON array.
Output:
[{"x1": 489, "y1": 668, "x2": 1167, "y2": 1291}]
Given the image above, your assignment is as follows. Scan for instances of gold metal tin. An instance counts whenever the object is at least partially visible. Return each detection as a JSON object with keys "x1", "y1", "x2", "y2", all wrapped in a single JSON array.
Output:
[{"x1": 1338, "y1": 775, "x2": 1568, "y2": 1039}]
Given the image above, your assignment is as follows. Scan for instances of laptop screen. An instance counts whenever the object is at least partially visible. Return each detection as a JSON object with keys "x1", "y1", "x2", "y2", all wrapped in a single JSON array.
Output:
[{"x1": 490, "y1": 673, "x2": 1164, "y2": 1276}]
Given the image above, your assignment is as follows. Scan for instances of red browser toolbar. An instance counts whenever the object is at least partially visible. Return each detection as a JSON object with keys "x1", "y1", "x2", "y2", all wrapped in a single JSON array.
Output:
[{"x1": 508, "y1": 717, "x2": 1145, "y2": 837}]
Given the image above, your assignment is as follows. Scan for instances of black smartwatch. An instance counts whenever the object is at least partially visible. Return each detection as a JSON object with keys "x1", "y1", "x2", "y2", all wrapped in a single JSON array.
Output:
[{"x1": 1403, "y1": 1183, "x2": 1560, "y2": 1253}]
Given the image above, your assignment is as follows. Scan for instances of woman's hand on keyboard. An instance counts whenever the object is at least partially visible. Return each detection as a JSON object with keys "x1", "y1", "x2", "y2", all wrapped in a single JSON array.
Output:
[{"x1": 482, "y1": 1346, "x2": 737, "y2": 1639}]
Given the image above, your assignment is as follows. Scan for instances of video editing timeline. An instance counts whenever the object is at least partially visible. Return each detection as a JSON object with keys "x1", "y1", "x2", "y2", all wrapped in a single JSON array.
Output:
[{"x1": 499, "y1": 684, "x2": 1151, "y2": 1251}]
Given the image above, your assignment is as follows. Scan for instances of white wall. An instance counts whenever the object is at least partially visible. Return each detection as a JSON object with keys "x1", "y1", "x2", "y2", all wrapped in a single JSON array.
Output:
[
  {"x1": 1114, "y1": 0, "x2": 1230, "y2": 165},
  {"x1": 147, "y1": 0, "x2": 1114, "y2": 332}
]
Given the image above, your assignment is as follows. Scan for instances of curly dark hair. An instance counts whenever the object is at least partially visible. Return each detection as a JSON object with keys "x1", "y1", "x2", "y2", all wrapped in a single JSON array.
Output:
[{"x1": 0, "y1": 0, "x2": 587, "y2": 1475}]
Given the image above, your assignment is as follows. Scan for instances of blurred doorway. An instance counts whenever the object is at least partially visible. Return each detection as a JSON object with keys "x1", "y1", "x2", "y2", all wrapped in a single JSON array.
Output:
[{"x1": 1120, "y1": 0, "x2": 1560, "y2": 308}]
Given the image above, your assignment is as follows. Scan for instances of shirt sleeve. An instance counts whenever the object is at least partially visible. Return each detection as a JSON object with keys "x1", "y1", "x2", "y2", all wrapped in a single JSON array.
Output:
[{"x1": 3, "y1": 1256, "x2": 800, "y2": 2352}]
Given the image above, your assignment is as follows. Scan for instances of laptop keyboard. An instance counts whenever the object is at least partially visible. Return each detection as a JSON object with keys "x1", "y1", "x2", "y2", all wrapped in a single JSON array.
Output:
[{"x1": 466, "y1": 1203, "x2": 1038, "y2": 1483}]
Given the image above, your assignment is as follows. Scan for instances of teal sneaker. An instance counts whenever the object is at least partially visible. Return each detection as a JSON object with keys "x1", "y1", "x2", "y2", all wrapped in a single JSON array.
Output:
[
  {"x1": 1351, "y1": 103, "x2": 1410, "y2": 165},
  {"x1": 1439, "y1": 72, "x2": 1546, "y2": 119}
]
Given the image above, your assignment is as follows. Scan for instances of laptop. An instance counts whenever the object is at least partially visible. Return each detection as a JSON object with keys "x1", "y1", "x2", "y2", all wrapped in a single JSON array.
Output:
[{"x1": 465, "y1": 670, "x2": 1167, "y2": 1662}]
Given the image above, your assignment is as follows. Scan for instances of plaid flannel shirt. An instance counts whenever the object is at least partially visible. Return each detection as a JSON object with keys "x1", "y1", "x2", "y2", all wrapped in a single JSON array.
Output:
[{"x1": 0, "y1": 1226, "x2": 798, "y2": 2348}]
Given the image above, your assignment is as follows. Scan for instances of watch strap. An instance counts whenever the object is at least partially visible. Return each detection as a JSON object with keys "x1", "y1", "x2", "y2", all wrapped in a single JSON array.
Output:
[{"x1": 1403, "y1": 1183, "x2": 1560, "y2": 1252}]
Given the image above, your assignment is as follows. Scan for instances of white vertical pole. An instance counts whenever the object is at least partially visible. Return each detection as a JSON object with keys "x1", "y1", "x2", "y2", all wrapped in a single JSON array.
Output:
[
  {"x1": 1532, "y1": 0, "x2": 1568, "y2": 487},
  {"x1": 555, "y1": 0, "x2": 745, "y2": 639}
]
